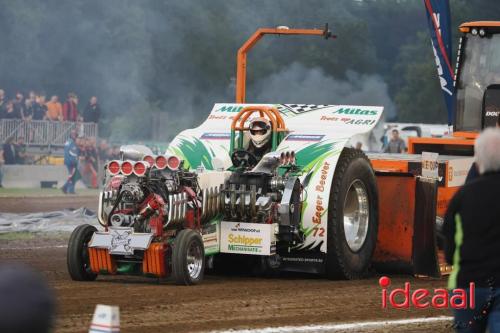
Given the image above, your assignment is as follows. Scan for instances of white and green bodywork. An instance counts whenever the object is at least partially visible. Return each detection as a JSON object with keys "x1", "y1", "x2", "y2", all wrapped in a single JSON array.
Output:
[{"x1": 167, "y1": 103, "x2": 383, "y2": 255}]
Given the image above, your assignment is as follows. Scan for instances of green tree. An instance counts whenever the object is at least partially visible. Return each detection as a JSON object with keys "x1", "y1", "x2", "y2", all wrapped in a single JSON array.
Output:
[{"x1": 393, "y1": 32, "x2": 447, "y2": 123}]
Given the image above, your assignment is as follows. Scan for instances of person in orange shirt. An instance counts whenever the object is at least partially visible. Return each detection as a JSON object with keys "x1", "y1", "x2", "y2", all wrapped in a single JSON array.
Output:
[{"x1": 45, "y1": 95, "x2": 63, "y2": 121}]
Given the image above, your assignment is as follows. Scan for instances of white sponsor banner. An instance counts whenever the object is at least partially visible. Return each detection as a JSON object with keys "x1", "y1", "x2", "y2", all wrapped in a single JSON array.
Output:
[
  {"x1": 202, "y1": 222, "x2": 220, "y2": 256},
  {"x1": 167, "y1": 103, "x2": 384, "y2": 253},
  {"x1": 422, "y1": 152, "x2": 439, "y2": 179},
  {"x1": 447, "y1": 157, "x2": 474, "y2": 187},
  {"x1": 220, "y1": 221, "x2": 276, "y2": 256}
]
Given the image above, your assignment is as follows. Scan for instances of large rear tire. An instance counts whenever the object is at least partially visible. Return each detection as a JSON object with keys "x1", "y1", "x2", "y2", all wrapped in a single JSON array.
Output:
[
  {"x1": 326, "y1": 148, "x2": 378, "y2": 279},
  {"x1": 172, "y1": 229, "x2": 205, "y2": 285},
  {"x1": 67, "y1": 224, "x2": 98, "y2": 281}
]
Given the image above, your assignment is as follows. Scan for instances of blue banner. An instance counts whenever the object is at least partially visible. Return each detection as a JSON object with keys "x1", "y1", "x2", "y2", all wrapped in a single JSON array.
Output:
[{"x1": 424, "y1": 0, "x2": 454, "y2": 125}]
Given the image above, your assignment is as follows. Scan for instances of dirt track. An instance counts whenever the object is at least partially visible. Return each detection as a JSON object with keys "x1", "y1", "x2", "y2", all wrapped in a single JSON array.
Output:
[
  {"x1": 0, "y1": 238, "x2": 453, "y2": 333},
  {"x1": 0, "y1": 196, "x2": 98, "y2": 213},
  {"x1": 0, "y1": 196, "x2": 454, "y2": 332}
]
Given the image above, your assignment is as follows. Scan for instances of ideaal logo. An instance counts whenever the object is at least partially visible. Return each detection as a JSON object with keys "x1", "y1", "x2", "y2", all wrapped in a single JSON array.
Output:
[
  {"x1": 332, "y1": 108, "x2": 378, "y2": 116},
  {"x1": 379, "y1": 276, "x2": 475, "y2": 309}
]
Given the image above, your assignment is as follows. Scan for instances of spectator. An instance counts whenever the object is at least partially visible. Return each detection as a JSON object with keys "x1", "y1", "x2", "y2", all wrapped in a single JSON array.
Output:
[
  {"x1": 2, "y1": 136, "x2": 17, "y2": 165},
  {"x1": 383, "y1": 129, "x2": 406, "y2": 153},
  {"x1": 45, "y1": 95, "x2": 63, "y2": 121},
  {"x1": 63, "y1": 93, "x2": 79, "y2": 121},
  {"x1": 22, "y1": 98, "x2": 34, "y2": 120},
  {"x1": 0, "y1": 264, "x2": 55, "y2": 333},
  {"x1": 0, "y1": 89, "x2": 5, "y2": 116},
  {"x1": 33, "y1": 94, "x2": 48, "y2": 120},
  {"x1": 3, "y1": 101, "x2": 20, "y2": 119},
  {"x1": 444, "y1": 128, "x2": 500, "y2": 332},
  {"x1": 15, "y1": 136, "x2": 27, "y2": 164},
  {"x1": 81, "y1": 137, "x2": 98, "y2": 188},
  {"x1": 76, "y1": 136, "x2": 84, "y2": 149},
  {"x1": 62, "y1": 130, "x2": 80, "y2": 194},
  {"x1": 74, "y1": 95, "x2": 82, "y2": 121},
  {"x1": 87, "y1": 137, "x2": 98, "y2": 169},
  {"x1": 28, "y1": 90, "x2": 36, "y2": 102},
  {"x1": 465, "y1": 117, "x2": 500, "y2": 184},
  {"x1": 13, "y1": 92, "x2": 24, "y2": 118},
  {"x1": 82, "y1": 96, "x2": 101, "y2": 123}
]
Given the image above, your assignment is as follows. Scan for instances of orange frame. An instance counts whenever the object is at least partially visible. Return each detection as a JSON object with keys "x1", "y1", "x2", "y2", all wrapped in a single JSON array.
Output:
[
  {"x1": 407, "y1": 136, "x2": 475, "y2": 154},
  {"x1": 236, "y1": 27, "x2": 332, "y2": 103}
]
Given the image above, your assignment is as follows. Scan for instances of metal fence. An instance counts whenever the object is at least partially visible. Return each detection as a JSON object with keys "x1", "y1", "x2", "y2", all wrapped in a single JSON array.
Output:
[{"x1": 0, "y1": 119, "x2": 98, "y2": 146}]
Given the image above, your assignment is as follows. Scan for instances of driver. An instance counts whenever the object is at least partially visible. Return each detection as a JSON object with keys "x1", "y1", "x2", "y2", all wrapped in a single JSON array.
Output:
[{"x1": 247, "y1": 117, "x2": 272, "y2": 161}]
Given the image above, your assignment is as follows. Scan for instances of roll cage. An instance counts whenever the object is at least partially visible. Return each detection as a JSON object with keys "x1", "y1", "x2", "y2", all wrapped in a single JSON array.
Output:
[{"x1": 229, "y1": 105, "x2": 288, "y2": 154}]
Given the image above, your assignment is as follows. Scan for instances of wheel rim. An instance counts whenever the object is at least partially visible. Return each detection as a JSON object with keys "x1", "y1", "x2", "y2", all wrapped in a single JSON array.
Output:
[
  {"x1": 343, "y1": 180, "x2": 369, "y2": 252},
  {"x1": 186, "y1": 240, "x2": 203, "y2": 280}
]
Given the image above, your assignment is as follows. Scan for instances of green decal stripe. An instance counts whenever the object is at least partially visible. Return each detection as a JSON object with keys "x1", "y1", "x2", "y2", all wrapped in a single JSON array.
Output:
[
  {"x1": 296, "y1": 141, "x2": 343, "y2": 237},
  {"x1": 303, "y1": 227, "x2": 314, "y2": 237},
  {"x1": 175, "y1": 137, "x2": 214, "y2": 170},
  {"x1": 205, "y1": 247, "x2": 219, "y2": 256},
  {"x1": 448, "y1": 214, "x2": 464, "y2": 290},
  {"x1": 295, "y1": 142, "x2": 335, "y2": 171}
]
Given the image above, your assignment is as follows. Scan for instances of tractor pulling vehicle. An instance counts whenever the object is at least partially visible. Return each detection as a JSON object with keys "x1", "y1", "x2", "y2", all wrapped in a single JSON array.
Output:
[{"x1": 68, "y1": 103, "x2": 384, "y2": 285}]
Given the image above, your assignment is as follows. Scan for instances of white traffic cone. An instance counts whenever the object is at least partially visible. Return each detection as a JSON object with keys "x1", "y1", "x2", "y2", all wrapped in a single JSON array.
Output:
[{"x1": 89, "y1": 304, "x2": 120, "y2": 333}]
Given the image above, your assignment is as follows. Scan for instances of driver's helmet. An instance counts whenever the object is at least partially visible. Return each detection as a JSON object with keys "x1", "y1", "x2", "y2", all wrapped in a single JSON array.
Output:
[{"x1": 249, "y1": 117, "x2": 271, "y2": 148}]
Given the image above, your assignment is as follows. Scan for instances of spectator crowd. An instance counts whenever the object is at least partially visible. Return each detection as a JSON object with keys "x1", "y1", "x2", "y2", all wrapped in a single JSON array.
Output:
[
  {"x1": 0, "y1": 88, "x2": 107, "y2": 188},
  {"x1": 0, "y1": 89, "x2": 100, "y2": 123}
]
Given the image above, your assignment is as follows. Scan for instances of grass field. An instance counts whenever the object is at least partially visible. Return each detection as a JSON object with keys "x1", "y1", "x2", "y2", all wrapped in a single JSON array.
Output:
[{"x1": 0, "y1": 188, "x2": 99, "y2": 197}]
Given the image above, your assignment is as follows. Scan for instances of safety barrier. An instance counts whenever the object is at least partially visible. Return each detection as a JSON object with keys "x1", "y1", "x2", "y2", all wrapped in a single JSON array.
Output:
[
  {"x1": 1, "y1": 164, "x2": 87, "y2": 188},
  {"x1": 0, "y1": 119, "x2": 98, "y2": 146}
]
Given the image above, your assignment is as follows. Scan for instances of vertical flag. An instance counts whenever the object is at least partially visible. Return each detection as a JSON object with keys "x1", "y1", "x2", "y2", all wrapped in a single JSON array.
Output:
[{"x1": 424, "y1": 0, "x2": 455, "y2": 125}]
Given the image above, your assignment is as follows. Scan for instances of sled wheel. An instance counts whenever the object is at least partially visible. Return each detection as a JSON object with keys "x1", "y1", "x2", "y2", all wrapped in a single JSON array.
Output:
[
  {"x1": 326, "y1": 148, "x2": 378, "y2": 279},
  {"x1": 172, "y1": 229, "x2": 205, "y2": 285},
  {"x1": 67, "y1": 224, "x2": 98, "y2": 281}
]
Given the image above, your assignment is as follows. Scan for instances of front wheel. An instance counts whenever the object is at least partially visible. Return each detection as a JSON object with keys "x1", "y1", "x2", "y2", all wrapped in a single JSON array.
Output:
[
  {"x1": 67, "y1": 224, "x2": 98, "y2": 281},
  {"x1": 326, "y1": 148, "x2": 378, "y2": 280},
  {"x1": 172, "y1": 229, "x2": 205, "y2": 285}
]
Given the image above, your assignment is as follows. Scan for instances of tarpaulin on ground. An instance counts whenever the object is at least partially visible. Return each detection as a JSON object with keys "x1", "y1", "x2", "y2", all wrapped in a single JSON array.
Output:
[{"x1": 0, "y1": 208, "x2": 98, "y2": 233}]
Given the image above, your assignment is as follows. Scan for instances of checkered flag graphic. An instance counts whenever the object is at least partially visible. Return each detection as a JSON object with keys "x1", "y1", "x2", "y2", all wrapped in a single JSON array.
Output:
[{"x1": 278, "y1": 104, "x2": 331, "y2": 116}]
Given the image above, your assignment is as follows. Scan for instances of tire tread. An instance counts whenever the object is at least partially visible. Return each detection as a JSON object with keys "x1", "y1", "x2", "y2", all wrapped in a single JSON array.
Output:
[
  {"x1": 326, "y1": 148, "x2": 379, "y2": 280},
  {"x1": 67, "y1": 224, "x2": 97, "y2": 281},
  {"x1": 172, "y1": 229, "x2": 205, "y2": 285}
]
